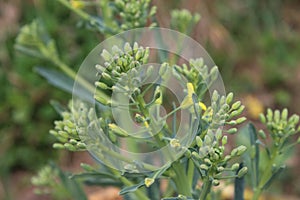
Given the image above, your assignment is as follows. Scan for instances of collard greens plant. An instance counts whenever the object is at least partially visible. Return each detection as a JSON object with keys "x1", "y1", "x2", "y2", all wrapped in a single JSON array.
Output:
[{"x1": 15, "y1": 0, "x2": 300, "y2": 199}]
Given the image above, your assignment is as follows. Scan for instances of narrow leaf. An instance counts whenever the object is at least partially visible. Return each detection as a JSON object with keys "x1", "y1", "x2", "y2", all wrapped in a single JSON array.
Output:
[
  {"x1": 262, "y1": 165, "x2": 286, "y2": 190},
  {"x1": 119, "y1": 181, "x2": 145, "y2": 195},
  {"x1": 248, "y1": 123, "x2": 260, "y2": 188}
]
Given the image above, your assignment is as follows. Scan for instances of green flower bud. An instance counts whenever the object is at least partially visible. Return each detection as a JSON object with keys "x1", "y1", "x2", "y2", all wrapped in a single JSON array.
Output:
[
  {"x1": 231, "y1": 101, "x2": 241, "y2": 110},
  {"x1": 231, "y1": 163, "x2": 240, "y2": 171},
  {"x1": 267, "y1": 109, "x2": 273, "y2": 122},
  {"x1": 259, "y1": 113, "x2": 266, "y2": 124},
  {"x1": 49, "y1": 130, "x2": 58, "y2": 137},
  {"x1": 204, "y1": 135, "x2": 212, "y2": 145},
  {"x1": 226, "y1": 92, "x2": 234, "y2": 104},
  {"x1": 274, "y1": 110, "x2": 280, "y2": 123},
  {"x1": 124, "y1": 43, "x2": 132, "y2": 53},
  {"x1": 159, "y1": 62, "x2": 169, "y2": 76},
  {"x1": 227, "y1": 120, "x2": 237, "y2": 125},
  {"x1": 204, "y1": 158, "x2": 212, "y2": 166},
  {"x1": 76, "y1": 142, "x2": 86, "y2": 149},
  {"x1": 237, "y1": 167, "x2": 248, "y2": 178},
  {"x1": 212, "y1": 179, "x2": 220, "y2": 186},
  {"x1": 80, "y1": 163, "x2": 95, "y2": 172},
  {"x1": 236, "y1": 145, "x2": 247, "y2": 155},
  {"x1": 258, "y1": 130, "x2": 266, "y2": 139},
  {"x1": 222, "y1": 136, "x2": 228, "y2": 145},
  {"x1": 95, "y1": 64, "x2": 106, "y2": 73},
  {"x1": 64, "y1": 143, "x2": 76, "y2": 151},
  {"x1": 102, "y1": 72, "x2": 111, "y2": 80},
  {"x1": 196, "y1": 136, "x2": 203, "y2": 147},
  {"x1": 224, "y1": 155, "x2": 231, "y2": 162},
  {"x1": 210, "y1": 66, "x2": 219, "y2": 81},
  {"x1": 58, "y1": 130, "x2": 69, "y2": 139},
  {"x1": 227, "y1": 128, "x2": 237, "y2": 134},
  {"x1": 69, "y1": 139, "x2": 77, "y2": 145},
  {"x1": 212, "y1": 90, "x2": 219, "y2": 103},
  {"x1": 94, "y1": 94, "x2": 110, "y2": 105},
  {"x1": 95, "y1": 82, "x2": 109, "y2": 90},
  {"x1": 290, "y1": 115, "x2": 299, "y2": 125},
  {"x1": 109, "y1": 124, "x2": 129, "y2": 137},
  {"x1": 53, "y1": 143, "x2": 65, "y2": 149},
  {"x1": 236, "y1": 117, "x2": 247, "y2": 124},
  {"x1": 217, "y1": 166, "x2": 224, "y2": 172},
  {"x1": 101, "y1": 49, "x2": 112, "y2": 61},
  {"x1": 200, "y1": 164, "x2": 209, "y2": 171},
  {"x1": 216, "y1": 129, "x2": 222, "y2": 140},
  {"x1": 192, "y1": 151, "x2": 202, "y2": 160},
  {"x1": 281, "y1": 108, "x2": 288, "y2": 121}
]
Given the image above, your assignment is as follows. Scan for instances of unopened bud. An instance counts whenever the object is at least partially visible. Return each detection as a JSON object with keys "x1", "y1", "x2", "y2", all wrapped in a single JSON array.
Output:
[
  {"x1": 226, "y1": 92, "x2": 234, "y2": 104},
  {"x1": 237, "y1": 167, "x2": 248, "y2": 178},
  {"x1": 231, "y1": 163, "x2": 240, "y2": 171}
]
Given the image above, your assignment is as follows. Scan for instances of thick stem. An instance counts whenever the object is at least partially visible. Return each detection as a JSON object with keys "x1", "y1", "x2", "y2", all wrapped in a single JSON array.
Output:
[
  {"x1": 172, "y1": 161, "x2": 192, "y2": 197},
  {"x1": 199, "y1": 177, "x2": 212, "y2": 200},
  {"x1": 252, "y1": 149, "x2": 278, "y2": 200}
]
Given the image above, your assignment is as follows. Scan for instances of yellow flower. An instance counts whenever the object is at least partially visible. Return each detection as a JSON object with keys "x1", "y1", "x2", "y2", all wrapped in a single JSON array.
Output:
[
  {"x1": 181, "y1": 83, "x2": 195, "y2": 109},
  {"x1": 144, "y1": 178, "x2": 154, "y2": 187},
  {"x1": 244, "y1": 95, "x2": 264, "y2": 119},
  {"x1": 199, "y1": 102, "x2": 207, "y2": 111},
  {"x1": 170, "y1": 139, "x2": 181, "y2": 148},
  {"x1": 70, "y1": 0, "x2": 85, "y2": 9}
]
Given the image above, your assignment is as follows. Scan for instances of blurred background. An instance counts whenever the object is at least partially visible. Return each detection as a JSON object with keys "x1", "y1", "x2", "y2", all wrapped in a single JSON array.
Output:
[{"x1": 1, "y1": 0, "x2": 300, "y2": 199}]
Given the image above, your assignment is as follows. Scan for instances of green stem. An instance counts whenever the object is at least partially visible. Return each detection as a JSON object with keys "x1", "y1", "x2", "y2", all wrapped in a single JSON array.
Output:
[
  {"x1": 56, "y1": 0, "x2": 92, "y2": 21},
  {"x1": 172, "y1": 161, "x2": 192, "y2": 197},
  {"x1": 199, "y1": 177, "x2": 212, "y2": 200},
  {"x1": 252, "y1": 149, "x2": 278, "y2": 200},
  {"x1": 187, "y1": 158, "x2": 195, "y2": 189},
  {"x1": 118, "y1": 175, "x2": 149, "y2": 200}
]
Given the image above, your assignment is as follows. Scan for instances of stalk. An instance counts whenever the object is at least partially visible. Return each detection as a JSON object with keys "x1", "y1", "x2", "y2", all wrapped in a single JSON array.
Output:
[{"x1": 199, "y1": 177, "x2": 212, "y2": 200}]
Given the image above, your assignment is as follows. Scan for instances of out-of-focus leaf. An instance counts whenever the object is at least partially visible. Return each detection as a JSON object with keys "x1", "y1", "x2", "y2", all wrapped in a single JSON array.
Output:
[
  {"x1": 50, "y1": 163, "x2": 87, "y2": 200},
  {"x1": 50, "y1": 100, "x2": 67, "y2": 115},
  {"x1": 71, "y1": 172, "x2": 117, "y2": 180},
  {"x1": 35, "y1": 66, "x2": 74, "y2": 93},
  {"x1": 262, "y1": 165, "x2": 286, "y2": 190}
]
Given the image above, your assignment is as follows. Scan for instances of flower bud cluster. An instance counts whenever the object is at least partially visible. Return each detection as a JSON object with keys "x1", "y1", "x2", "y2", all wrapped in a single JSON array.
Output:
[
  {"x1": 95, "y1": 42, "x2": 149, "y2": 97},
  {"x1": 50, "y1": 101, "x2": 89, "y2": 151},
  {"x1": 171, "y1": 9, "x2": 201, "y2": 34},
  {"x1": 201, "y1": 91, "x2": 246, "y2": 133},
  {"x1": 192, "y1": 129, "x2": 248, "y2": 183},
  {"x1": 114, "y1": 0, "x2": 157, "y2": 30},
  {"x1": 259, "y1": 108, "x2": 300, "y2": 140}
]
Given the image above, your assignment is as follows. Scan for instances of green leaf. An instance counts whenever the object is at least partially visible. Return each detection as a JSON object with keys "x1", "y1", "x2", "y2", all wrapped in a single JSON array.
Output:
[
  {"x1": 262, "y1": 165, "x2": 286, "y2": 190},
  {"x1": 50, "y1": 163, "x2": 87, "y2": 200},
  {"x1": 119, "y1": 181, "x2": 145, "y2": 195},
  {"x1": 71, "y1": 172, "x2": 117, "y2": 180},
  {"x1": 35, "y1": 66, "x2": 74, "y2": 94},
  {"x1": 84, "y1": 178, "x2": 123, "y2": 187}
]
